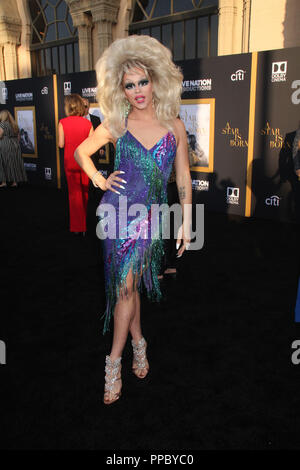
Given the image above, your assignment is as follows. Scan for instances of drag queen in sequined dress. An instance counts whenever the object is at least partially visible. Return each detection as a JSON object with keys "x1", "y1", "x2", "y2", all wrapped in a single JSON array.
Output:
[{"x1": 75, "y1": 35, "x2": 192, "y2": 405}]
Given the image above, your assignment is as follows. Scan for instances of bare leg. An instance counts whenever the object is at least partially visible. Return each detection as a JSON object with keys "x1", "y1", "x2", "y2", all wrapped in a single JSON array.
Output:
[
  {"x1": 104, "y1": 267, "x2": 136, "y2": 404},
  {"x1": 129, "y1": 289, "x2": 149, "y2": 378},
  {"x1": 110, "y1": 268, "x2": 136, "y2": 360},
  {"x1": 129, "y1": 290, "x2": 142, "y2": 343},
  {"x1": 164, "y1": 268, "x2": 176, "y2": 274}
]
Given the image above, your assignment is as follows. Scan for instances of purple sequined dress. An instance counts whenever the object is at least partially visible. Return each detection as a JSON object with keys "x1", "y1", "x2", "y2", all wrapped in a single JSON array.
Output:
[{"x1": 96, "y1": 121, "x2": 177, "y2": 335}]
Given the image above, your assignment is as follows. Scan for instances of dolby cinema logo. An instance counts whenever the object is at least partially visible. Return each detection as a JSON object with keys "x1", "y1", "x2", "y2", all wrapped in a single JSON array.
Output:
[
  {"x1": 227, "y1": 187, "x2": 239, "y2": 205},
  {"x1": 64, "y1": 81, "x2": 71, "y2": 95},
  {"x1": 2, "y1": 87, "x2": 8, "y2": 102},
  {"x1": 45, "y1": 167, "x2": 52, "y2": 180},
  {"x1": 271, "y1": 61, "x2": 287, "y2": 82}
]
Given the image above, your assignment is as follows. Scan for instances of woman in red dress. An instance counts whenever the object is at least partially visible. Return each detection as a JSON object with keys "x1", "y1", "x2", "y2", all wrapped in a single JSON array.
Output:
[{"x1": 58, "y1": 94, "x2": 93, "y2": 234}]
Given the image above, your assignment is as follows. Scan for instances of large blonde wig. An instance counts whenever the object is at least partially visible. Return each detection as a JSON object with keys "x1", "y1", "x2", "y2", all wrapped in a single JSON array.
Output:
[{"x1": 95, "y1": 35, "x2": 183, "y2": 139}]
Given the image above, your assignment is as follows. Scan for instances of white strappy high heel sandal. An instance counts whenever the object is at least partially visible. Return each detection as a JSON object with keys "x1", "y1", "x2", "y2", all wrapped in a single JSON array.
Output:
[
  {"x1": 131, "y1": 337, "x2": 149, "y2": 379},
  {"x1": 103, "y1": 355, "x2": 122, "y2": 404}
]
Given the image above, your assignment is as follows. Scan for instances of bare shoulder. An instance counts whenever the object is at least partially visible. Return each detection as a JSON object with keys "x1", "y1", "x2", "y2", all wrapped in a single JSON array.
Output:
[{"x1": 172, "y1": 117, "x2": 187, "y2": 145}]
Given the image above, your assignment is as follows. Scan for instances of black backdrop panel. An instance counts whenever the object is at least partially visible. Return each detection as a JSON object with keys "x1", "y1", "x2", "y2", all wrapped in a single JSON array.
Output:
[
  {"x1": 56, "y1": 71, "x2": 114, "y2": 191},
  {"x1": 1, "y1": 45, "x2": 299, "y2": 222},
  {"x1": 0, "y1": 76, "x2": 57, "y2": 187},
  {"x1": 251, "y1": 46, "x2": 300, "y2": 222},
  {"x1": 176, "y1": 53, "x2": 252, "y2": 216}
]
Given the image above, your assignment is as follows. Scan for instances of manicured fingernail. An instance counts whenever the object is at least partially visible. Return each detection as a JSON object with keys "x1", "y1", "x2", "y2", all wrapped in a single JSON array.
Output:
[
  {"x1": 120, "y1": 185, "x2": 125, "y2": 189},
  {"x1": 120, "y1": 171, "x2": 125, "y2": 173},
  {"x1": 122, "y1": 180, "x2": 127, "y2": 183},
  {"x1": 176, "y1": 243, "x2": 180, "y2": 249},
  {"x1": 116, "y1": 190, "x2": 120, "y2": 194}
]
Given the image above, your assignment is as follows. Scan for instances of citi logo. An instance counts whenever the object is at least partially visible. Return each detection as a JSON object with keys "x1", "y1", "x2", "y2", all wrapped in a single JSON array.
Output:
[
  {"x1": 265, "y1": 195, "x2": 280, "y2": 206},
  {"x1": 231, "y1": 70, "x2": 246, "y2": 81},
  {"x1": 64, "y1": 81, "x2": 71, "y2": 95},
  {"x1": 41, "y1": 86, "x2": 48, "y2": 95},
  {"x1": 271, "y1": 61, "x2": 287, "y2": 82}
]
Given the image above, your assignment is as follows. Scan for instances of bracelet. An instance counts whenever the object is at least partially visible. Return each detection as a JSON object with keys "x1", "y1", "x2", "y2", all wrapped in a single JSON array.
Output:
[{"x1": 91, "y1": 170, "x2": 101, "y2": 188}]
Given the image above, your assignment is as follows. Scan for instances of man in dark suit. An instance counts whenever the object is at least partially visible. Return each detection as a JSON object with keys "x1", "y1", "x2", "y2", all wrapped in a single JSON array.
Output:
[
  {"x1": 82, "y1": 98, "x2": 101, "y2": 130},
  {"x1": 82, "y1": 97, "x2": 106, "y2": 162}
]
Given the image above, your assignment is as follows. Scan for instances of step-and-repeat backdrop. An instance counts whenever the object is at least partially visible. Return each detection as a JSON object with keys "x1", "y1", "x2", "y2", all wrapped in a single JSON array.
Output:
[
  {"x1": 1, "y1": 46, "x2": 299, "y2": 222},
  {"x1": 0, "y1": 76, "x2": 57, "y2": 186},
  {"x1": 251, "y1": 47, "x2": 300, "y2": 222}
]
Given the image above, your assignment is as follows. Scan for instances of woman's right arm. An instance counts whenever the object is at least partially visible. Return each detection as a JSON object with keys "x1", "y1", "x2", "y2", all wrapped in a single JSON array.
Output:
[
  {"x1": 58, "y1": 122, "x2": 64, "y2": 148},
  {"x1": 74, "y1": 124, "x2": 125, "y2": 193}
]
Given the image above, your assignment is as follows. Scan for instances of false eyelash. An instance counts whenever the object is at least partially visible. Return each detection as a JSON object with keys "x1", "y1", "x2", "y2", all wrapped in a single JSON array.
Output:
[{"x1": 124, "y1": 79, "x2": 149, "y2": 90}]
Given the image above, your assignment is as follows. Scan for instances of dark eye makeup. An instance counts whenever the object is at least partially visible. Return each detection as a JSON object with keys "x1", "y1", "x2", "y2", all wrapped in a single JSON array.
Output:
[{"x1": 124, "y1": 79, "x2": 149, "y2": 90}]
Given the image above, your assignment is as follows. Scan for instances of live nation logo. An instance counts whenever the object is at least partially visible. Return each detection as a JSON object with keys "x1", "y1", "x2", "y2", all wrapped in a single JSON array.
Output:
[
  {"x1": 260, "y1": 121, "x2": 283, "y2": 149},
  {"x1": 15, "y1": 92, "x2": 33, "y2": 102},
  {"x1": 271, "y1": 61, "x2": 287, "y2": 82},
  {"x1": 182, "y1": 78, "x2": 212, "y2": 92},
  {"x1": 82, "y1": 87, "x2": 97, "y2": 98},
  {"x1": 222, "y1": 122, "x2": 248, "y2": 147},
  {"x1": 192, "y1": 179, "x2": 209, "y2": 191}
]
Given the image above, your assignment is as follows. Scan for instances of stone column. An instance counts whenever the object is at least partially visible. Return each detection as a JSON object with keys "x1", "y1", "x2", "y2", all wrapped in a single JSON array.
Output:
[
  {"x1": 218, "y1": 0, "x2": 243, "y2": 55},
  {"x1": 112, "y1": 0, "x2": 131, "y2": 40},
  {"x1": 91, "y1": 0, "x2": 120, "y2": 61},
  {"x1": 0, "y1": 18, "x2": 21, "y2": 79},
  {"x1": 16, "y1": 0, "x2": 32, "y2": 79},
  {"x1": 71, "y1": 11, "x2": 93, "y2": 71},
  {"x1": 241, "y1": 0, "x2": 251, "y2": 53}
]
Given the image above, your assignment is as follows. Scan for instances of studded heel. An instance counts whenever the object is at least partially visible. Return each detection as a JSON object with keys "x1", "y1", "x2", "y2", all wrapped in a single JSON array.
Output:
[
  {"x1": 131, "y1": 337, "x2": 149, "y2": 379},
  {"x1": 103, "y1": 355, "x2": 122, "y2": 405}
]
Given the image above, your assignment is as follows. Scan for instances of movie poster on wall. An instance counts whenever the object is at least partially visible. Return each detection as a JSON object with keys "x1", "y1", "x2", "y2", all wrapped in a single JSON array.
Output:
[
  {"x1": 14, "y1": 106, "x2": 38, "y2": 158},
  {"x1": 179, "y1": 98, "x2": 215, "y2": 173}
]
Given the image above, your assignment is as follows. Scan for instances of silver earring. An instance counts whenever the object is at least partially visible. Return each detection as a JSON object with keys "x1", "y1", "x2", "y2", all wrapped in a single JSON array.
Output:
[{"x1": 123, "y1": 100, "x2": 131, "y2": 118}]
